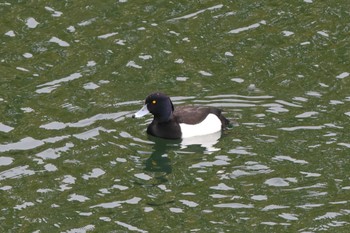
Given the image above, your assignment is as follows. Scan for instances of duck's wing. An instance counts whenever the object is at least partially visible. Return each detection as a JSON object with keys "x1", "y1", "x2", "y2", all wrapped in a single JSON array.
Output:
[{"x1": 174, "y1": 106, "x2": 229, "y2": 127}]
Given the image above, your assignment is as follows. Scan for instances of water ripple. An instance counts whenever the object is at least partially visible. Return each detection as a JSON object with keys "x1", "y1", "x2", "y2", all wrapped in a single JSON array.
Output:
[
  {"x1": 228, "y1": 20, "x2": 267, "y2": 34},
  {"x1": 0, "y1": 165, "x2": 35, "y2": 181},
  {"x1": 90, "y1": 197, "x2": 142, "y2": 209},
  {"x1": 40, "y1": 112, "x2": 130, "y2": 130},
  {"x1": 167, "y1": 4, "x2": 223, "y2": 22}
]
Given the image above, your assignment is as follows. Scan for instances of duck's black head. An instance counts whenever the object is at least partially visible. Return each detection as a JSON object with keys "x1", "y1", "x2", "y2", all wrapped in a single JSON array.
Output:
[{"x1": 133, "y1": 92, "x2": 174, "y2": 122}]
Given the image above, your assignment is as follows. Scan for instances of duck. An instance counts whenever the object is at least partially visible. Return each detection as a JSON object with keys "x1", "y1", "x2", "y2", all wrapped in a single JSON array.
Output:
[{"x1": 133, "y1": 92, "x2": 230, "y2": 139}]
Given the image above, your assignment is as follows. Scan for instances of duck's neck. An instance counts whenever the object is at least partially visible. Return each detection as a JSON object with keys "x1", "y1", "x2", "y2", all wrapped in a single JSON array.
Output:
[{"x1": 156, "y1": 108, "x2": 173, "y2": 123}]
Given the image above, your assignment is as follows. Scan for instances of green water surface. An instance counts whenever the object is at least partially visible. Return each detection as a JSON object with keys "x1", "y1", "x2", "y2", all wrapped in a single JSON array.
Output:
[{"x1": 1, "y1": 0, "x2": 350, "y2": 232}]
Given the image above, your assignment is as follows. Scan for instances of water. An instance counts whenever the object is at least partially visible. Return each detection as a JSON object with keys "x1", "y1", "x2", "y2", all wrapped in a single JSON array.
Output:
[{"x1": 1, "y1": 0, "x2": 350, "y2": 232}]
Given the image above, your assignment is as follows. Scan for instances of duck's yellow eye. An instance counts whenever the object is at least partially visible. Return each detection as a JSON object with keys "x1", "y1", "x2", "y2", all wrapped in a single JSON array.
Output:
[{"x1": 152, "y1": 100, "x2": 157, "y2": 104}]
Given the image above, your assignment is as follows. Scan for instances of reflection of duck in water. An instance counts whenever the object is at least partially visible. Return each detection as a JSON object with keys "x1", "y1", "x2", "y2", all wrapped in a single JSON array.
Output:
[
  {"x1": 143, "y1": 137, "x2": 178, "y2": 176},
  {"x1": 144, "y1": 131, "x2": 222, "y2": 179},
  {"x1": 133, "y1": 92, "x2": 230, "y2": 139}
]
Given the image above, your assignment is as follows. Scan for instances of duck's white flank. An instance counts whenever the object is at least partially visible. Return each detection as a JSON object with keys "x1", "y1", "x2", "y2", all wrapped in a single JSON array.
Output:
[{"x1": 179, "y1": 113, "x2": 222, "y2": 138}]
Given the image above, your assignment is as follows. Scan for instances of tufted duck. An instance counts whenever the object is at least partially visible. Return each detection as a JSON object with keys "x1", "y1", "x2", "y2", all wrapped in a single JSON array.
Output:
[{"x1": 133, "y1": 93, "x2": 230, "y2": 139}]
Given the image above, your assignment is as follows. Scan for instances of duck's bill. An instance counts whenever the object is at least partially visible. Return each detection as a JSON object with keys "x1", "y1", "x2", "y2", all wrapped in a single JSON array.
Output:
[{"x1": 133, "y1": 104, "x2": 149, "y2": 118}]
